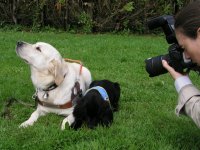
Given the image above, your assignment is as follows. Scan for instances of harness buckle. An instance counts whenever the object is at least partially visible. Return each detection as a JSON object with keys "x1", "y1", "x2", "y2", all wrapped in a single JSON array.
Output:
[{"x1": 32, "y1": 93, "x2": 37, "y2": 100}]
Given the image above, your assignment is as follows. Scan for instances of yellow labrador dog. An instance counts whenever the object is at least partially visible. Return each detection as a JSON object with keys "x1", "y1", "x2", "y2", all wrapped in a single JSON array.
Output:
[{"x1": 16, "y1": 41, "x2": 92, "y2": 129}]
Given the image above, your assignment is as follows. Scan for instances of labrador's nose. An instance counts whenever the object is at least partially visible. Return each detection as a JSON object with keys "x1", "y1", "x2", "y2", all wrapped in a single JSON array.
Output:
[{"x1": 17, "y1": 41, "x2": 24, "y2": 47}]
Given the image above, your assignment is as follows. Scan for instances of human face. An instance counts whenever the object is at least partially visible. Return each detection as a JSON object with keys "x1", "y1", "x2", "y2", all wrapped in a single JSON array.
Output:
[{"x1": 175, "y1": 29, "x2": 200, "y2": 65}]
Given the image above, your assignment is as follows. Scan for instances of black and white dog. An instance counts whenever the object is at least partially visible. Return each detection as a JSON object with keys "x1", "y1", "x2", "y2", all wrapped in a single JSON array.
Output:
[{"x1": 70, "y1": 80, "x2": 120, "y2": 129}]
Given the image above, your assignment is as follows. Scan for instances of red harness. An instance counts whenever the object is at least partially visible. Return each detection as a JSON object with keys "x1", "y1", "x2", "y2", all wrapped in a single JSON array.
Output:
[{"x1": 36, "y1": 58, "x2": 83, "y2": 109}]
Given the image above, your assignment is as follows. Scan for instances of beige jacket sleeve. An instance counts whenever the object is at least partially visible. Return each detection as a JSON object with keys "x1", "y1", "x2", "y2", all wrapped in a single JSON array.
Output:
[{"x1": 176, "y1": 84, "x2": 200, "y2": 127}]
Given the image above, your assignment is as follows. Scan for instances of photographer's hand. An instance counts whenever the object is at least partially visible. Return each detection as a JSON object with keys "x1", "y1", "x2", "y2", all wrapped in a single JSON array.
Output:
[{"x1": 162, "y1": 60, "x2": 185, "y2": 80}]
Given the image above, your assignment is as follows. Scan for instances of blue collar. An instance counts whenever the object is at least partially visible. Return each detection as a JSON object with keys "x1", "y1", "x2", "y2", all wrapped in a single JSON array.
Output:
[{"x1": 85, "y1": 86, "x2": 110, "y2": 102}]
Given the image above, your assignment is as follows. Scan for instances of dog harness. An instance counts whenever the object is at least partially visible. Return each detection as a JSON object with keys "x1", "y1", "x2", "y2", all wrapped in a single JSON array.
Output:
[
  {"x1": 36, "y1": 81, "x2": 82, "y2": 109},
  {"x1": 33, "y1": 58, "x2": 83, "y2": 109},
  {"x1": 64, "y1": 58, "x2": 83, "y2": 75},
  {"x1": 84, "y1": 86, "x2": 110, "y2": 103}
]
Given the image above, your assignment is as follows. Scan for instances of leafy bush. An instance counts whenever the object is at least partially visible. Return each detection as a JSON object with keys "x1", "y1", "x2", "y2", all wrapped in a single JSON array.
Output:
[{"x1": 0, "y1": 0, "x2": 194, "y2": 33}]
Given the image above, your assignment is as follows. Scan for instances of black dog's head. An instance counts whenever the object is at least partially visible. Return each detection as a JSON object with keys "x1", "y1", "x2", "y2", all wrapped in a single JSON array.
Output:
[{"x1": 71, "y1": 80, "x2": 120, "y2": 130}]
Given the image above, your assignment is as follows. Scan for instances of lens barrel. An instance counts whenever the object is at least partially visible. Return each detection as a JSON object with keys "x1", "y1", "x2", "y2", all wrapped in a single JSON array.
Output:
[{"x1": 145, "y1": 54, "x2": 170, "y2": 77}]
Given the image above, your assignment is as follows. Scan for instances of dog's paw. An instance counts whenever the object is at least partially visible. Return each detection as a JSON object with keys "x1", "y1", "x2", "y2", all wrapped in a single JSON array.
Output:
[
  {"x1": 61, "y1": 115, "x2": 75, "y2": 130},
  {"x1": 19, "y1": 121, "x2": 33, "y2": 128},
  {"x1": 61, "y1": 118, "x2": 68, "y2": 130}
]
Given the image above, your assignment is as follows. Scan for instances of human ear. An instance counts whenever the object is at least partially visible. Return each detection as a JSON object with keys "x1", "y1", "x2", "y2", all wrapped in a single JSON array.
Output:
[{"x1": 197, "y1": 27, "x2": 200, "y2": 38}]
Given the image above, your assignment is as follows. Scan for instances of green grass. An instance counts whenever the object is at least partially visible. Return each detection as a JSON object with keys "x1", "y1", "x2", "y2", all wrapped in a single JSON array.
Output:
[{"x1": 1, "y1": 31, "x2": 200, "y2": 150}]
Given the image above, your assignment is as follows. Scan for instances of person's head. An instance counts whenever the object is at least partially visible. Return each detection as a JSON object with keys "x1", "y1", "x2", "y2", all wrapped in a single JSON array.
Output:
[{"x1": 175, "y1": 0, "x2": 200, "y2": 65}]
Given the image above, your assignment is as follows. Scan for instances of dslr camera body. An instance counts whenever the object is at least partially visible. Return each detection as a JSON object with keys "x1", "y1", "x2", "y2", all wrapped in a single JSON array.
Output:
[{"x1": 145, "y1": 15, "x2": 197, "y2": 77}]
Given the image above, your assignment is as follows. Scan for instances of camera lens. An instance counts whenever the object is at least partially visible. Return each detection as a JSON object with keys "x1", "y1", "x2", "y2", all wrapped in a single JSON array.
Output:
[{"x1": 145, "y1": 54, "x2": 170, "y2": 77}]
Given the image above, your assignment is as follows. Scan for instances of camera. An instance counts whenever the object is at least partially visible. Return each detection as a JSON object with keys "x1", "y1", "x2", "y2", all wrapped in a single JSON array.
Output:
[{"x1": 145, "y1": 15, "x2": 196, "y2": 77}]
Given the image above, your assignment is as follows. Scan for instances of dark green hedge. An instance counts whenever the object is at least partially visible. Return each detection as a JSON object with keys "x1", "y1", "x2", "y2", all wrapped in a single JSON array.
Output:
[{"x1": 0, "y1": 0, "x2": 193, "y2": 33}]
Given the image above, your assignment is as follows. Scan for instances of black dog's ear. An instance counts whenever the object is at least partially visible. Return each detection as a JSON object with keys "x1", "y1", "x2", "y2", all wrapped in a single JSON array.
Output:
[
  {"x1": 71, "y1": 98, "x2": 85, "y2": 130},
  {"x1": 112, "y1": 82, "x2": 120, "y2": 112},
  {"x1": 114, "y1": 82, "x2": 120, "y2": 92}
]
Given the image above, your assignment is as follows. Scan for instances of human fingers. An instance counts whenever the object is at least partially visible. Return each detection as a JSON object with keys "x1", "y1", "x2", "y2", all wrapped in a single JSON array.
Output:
[{"x1": 162, "y1": 60, "x2": 184, "y2": 80}]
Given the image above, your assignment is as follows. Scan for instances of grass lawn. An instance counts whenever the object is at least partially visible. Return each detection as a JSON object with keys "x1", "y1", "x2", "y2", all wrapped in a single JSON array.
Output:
[{"x1": 1, "y1": 30, "x2": 200, "y2": 150}]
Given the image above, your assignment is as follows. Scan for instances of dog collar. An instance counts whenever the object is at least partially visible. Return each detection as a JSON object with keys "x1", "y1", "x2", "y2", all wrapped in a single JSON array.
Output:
[
  {"x1": 85, "y1": 86, "x2": 110, "y2": 102},
  {"x1": 37, "y1": 83, "x2": 58, "y2": 99},
  {"x1": 43, "y1": 83, "x2": 58, "y2": 92},
  {"x1": 33, "y1": 81, "x2": 82, "y2": 109}
]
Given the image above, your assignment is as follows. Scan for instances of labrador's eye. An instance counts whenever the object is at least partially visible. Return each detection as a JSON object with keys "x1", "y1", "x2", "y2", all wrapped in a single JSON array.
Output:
[{"x1": 36, "y1": 47, "x2": 41, "y2": 52}]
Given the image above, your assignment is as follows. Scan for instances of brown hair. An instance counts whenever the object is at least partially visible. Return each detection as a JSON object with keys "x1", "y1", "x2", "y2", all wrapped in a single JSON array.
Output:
[{"x1": 175, "y1": 0, "x2": 200, "y2": 39}]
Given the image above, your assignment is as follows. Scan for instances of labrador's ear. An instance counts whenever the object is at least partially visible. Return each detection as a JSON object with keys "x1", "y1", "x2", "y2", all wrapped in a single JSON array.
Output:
[{"x1": 49, "y1": 59, "x2": 66, "y2": 85}]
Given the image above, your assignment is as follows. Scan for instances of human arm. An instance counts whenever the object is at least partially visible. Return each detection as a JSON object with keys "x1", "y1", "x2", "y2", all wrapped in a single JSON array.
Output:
[{"x1": 162, "y1": 60, "x2": 200, "y2": 127}]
